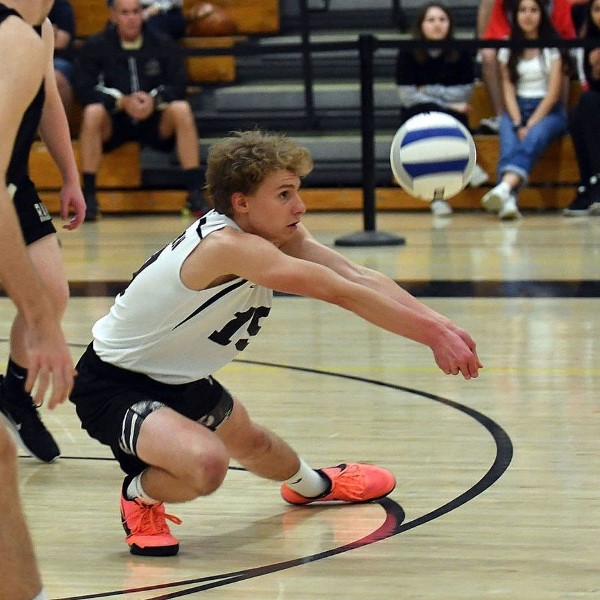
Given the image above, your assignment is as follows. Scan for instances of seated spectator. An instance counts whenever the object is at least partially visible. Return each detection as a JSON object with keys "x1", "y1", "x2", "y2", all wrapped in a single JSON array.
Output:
[
  {"x1": 49, "y1": 0, "x2": 76, "y2": 129},
  {"x1": 74, "y1": 0, "x2": 209, "y2": 221},
  {"x1": 107, "y1": 0, "x2": 186, "y2": 39},
  {"x1": 396, "y1": 2, "x2": 489, "y2": 217},
  {"x1": 481, "y1": 0, "x2": 573, "y2": 219},
  {"x1": 477, "y1": 0, "x2": 576, "y2": 133},
  {"x1": 563, "y1": 0, "x2": 600, "y2": 215}
]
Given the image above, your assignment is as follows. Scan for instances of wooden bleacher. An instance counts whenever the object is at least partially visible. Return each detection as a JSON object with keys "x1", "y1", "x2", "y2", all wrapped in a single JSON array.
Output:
[
  {"x1": 45, "y1": 2, "x2": 578, "y2": 214},
  {"x1": 72, "y1": 0, "x2": 279, "y2": 38},
  {"x1": 31, "y1": 132, "x2": 580, "y2": 215},
  {"x1": 71, "y1": 0, "x2": 280, "y2": 84}
]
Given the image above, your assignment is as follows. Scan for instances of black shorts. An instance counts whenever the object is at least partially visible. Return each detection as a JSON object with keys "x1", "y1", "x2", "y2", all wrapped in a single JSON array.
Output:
[
  {"x1": 70, "y1": 344, "x2": 233, "y2": 475},
  {"x1": 104, "y1": 111, "x2": 176, "y2": 153},
  {"x1": 12, "y1": 177, "x2": 56, "y2": 245}
]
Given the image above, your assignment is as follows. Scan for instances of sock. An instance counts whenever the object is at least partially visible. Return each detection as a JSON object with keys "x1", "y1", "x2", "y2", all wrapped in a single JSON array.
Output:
[
  {"x1": 125, "y1": 472, "x2": 157, "y2": 505},
  {"x1": 497, "y1": 180, "x2": 511, "y2": 194},
  {"x1": 82, "y1": 172, "x2": 97, "y2": 196},
  {"x1": 183, "y1": 167, "x2": 205, "y2": 194},
  {"x1": 283, "y1": 459, "x2": 329, "y2": 498},
  {"x1": 4, "y1": 357, "x2": 29, "y2": 405},
  {"x1": 32, "y1": 590, "x2": 48, "y2": 600}
]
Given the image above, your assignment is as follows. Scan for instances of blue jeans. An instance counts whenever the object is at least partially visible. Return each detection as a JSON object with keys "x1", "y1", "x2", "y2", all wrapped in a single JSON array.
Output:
[{"x1": 497, "y1": 97, "x2": 567, "y2": 183}]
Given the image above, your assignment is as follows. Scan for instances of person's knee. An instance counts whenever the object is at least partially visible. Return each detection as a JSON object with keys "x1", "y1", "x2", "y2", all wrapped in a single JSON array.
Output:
[
  {"x1": 48, "y1": 278, "x2": 70, "y2": 315},
  {"x1": 186, "y1": 437, "x2": 229, "y2": 496},
  {"x1": 167, "y1": 100, "x2": 196, "y2": 125},
  {"x1": 29, "y1": 240, "x2": 70, "y2": 315},
  {"x1": 480, "y1": 48, "x2": 497, "y2": 65},
  {"x1": 81, "y1": 103, "x2": 108, "y2": 132}
]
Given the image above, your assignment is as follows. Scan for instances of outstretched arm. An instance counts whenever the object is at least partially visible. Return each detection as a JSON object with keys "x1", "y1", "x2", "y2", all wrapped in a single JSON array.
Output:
[
  {"x1": 184, "y1": 227, "x2": 482, "y2": 380},
  {"x1": 285, "y1": 225, "x2": 482, "y2": 375}
]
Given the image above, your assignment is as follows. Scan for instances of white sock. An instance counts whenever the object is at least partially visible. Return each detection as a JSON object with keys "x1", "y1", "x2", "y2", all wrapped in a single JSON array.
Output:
[
  {"x1": 32, "y1": 590, "x2": 48, "y2": 600},
  {"x1": 126, "y1": 472, "x2": 158, "y2": 504},
  {"x1": 283, "y1": 458, "x2": 329, "y2": 498},
  {"x1": 496, "y1": 180, "x2": 511, "y2": 194}
]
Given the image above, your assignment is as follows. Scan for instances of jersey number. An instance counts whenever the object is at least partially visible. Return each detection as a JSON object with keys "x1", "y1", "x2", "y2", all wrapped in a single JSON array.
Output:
[{"x1": 209, "y1": 306, "x2": 271, "y2": 351}]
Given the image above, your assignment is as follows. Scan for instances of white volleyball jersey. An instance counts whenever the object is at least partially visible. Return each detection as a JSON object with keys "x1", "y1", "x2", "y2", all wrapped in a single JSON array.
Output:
[{"x1": 92, "y1": 211, "x2": 273, "y2": 384}]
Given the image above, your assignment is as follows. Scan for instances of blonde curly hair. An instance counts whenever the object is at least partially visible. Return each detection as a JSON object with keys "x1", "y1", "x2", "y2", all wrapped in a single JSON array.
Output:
[{"x1": 205, "y1": 130, "x2": 314, "y2": 216}]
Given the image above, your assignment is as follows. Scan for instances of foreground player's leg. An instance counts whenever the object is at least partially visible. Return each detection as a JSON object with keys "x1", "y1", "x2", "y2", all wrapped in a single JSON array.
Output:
[
  {"x1": 216, "y1": 400, "x2": 396, "y2": 505},
  {"x1": 0, "y1": 236, "x2": 68, "y2": 463}
]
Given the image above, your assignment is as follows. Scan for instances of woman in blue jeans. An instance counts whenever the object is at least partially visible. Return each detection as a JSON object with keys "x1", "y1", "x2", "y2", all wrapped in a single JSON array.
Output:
[{"x1": 482, "y1": 0, "x2": 573, "y2": 219}]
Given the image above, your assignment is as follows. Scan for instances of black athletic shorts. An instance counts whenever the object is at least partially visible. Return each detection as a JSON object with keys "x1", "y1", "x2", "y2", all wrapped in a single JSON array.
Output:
[
  {"x1": 70, "y1": 344, "x2": 232, "y2": 475},
  {"x1": 103, "y1": 111, "x2": 176, "y2": 153},
  {"x1": 12, "y1": 177, "x2": 56, "y2": 245}
]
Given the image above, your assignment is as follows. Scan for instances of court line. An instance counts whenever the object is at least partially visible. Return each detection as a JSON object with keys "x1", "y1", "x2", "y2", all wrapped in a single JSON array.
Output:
[
  {"x1": 52, "y1": 358, "x2": 513, "y2": 600},
  {"x1": 1, "y1": 280, "x2": 597, "y2": 298}
]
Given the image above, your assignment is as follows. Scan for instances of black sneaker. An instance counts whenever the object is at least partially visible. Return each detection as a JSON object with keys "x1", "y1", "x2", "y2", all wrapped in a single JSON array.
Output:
[
  {"x1": 183, "y1": 190, "x2": 211, "y2": 218},
  {"x1": 84, "y1": 192, "x2": 100, "y2": 222},
  {"x1": 587, "y1": 175, "x2": 600, "y2": 216},
  {"x1": 0, "y1": 377, "x2": 60, "y2": 462},
  {"x1": 563, "y1": 186, "x2": 592, "y2": 217}
]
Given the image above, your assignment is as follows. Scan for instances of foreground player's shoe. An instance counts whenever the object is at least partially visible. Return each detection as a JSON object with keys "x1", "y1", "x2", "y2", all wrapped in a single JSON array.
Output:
[
  {"x1": 0, "y1": 376, "x2": 60, "y2": 463},
  {"x1": 120, "y1": 494, "x2": 182, "y2": 556},
  {"x1": 281, "y1": 463, "x2": 396, "y2": 505}
]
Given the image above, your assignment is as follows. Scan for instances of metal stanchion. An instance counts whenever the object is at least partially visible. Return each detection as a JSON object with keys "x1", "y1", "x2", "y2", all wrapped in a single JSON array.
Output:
[{"x1": 335, "y1": 35, "x2": 405, "y2": 247}]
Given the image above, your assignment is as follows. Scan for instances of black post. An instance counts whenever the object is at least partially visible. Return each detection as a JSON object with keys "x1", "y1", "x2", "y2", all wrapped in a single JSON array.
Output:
[
  {"x1": 391, "y1": 0, "x2": 407, "y2": 31},
  {"x1": 335, "y1": 35, "x2": 405, "y2": 247},
  {"x1": 299, "y1": 0, "x2": 317, "y2": 128}
]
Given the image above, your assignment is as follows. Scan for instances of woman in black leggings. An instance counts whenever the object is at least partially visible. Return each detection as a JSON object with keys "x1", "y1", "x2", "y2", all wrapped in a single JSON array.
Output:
[{"x1": 564, "y1": 0, "x2": 600, "y2": 216}]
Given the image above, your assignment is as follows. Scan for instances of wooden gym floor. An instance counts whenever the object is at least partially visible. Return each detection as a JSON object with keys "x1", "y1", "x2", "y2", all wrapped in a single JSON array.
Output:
[{"x1": 2, "y1": 209, "x2": 599, "y2": 599}]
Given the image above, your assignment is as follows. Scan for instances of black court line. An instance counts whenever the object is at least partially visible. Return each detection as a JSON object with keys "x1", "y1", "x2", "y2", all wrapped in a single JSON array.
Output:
[
  {"x1": 1, "y1": 280, "x2": 598, "y2": 298},
  {"x1": 52, "y1": 359, "x2": 513, "y2": 600}
]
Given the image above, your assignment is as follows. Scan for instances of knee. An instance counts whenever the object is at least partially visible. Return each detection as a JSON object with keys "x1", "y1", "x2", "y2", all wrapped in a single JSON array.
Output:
[
  {"x1": 187, "y1": 438, "x2": 229, "y2": 496},
  {"x1": 47, "y1": 279, "x2": 69, "y2": 316},
  {"x1": 168, "y1": 100, "x2": 195, "y2": 124},
  {"x1": 80, "y1": 103, "x2": 108, "y2": 133},
  {"x1": 480, "y1": 48, "x2": 497, "y2": 67}
]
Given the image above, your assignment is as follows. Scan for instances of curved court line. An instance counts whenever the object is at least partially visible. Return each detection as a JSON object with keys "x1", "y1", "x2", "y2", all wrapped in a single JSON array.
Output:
[{"x1": 51, "y1": 358, "x2": 512, "y2": 600}]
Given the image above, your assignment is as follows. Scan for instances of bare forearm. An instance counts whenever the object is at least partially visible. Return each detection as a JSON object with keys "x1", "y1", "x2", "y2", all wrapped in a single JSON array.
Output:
[{"x1": 39, "y1": 90, "x2": 79, "y2": 185}]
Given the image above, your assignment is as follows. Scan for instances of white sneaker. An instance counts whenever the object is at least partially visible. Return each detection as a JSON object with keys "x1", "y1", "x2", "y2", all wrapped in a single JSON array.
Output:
[
  {"x1": 482, "y1": 181, "x2": 511, "y2": 213},
  {"x1": 498, "y1": 194, "x2": 522, "y2": 220},
  {"x1": 479, "y1": 116, "x2": 501, "y2": 134},
  {"x1": 431, "y1": 198, "x2": 453, "y2": 216},
  {"x1": 468, "y1": 163, "x2": 489, "y2": 188}
]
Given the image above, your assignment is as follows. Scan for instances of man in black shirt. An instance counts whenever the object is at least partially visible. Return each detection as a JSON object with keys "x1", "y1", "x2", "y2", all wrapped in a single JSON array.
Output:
[{"x1": 74, "y1": 0, "x2": 209, "y2": 221}]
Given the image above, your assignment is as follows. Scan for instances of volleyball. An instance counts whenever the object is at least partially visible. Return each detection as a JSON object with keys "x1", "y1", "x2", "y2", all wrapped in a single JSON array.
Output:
[{"x1": 390, "y1": 112, "x2": 476, "y2": 201}]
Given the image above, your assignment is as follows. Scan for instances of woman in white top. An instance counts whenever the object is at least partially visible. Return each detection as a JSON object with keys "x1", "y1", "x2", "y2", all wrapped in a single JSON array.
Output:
[{"x1": 482, "y1": 0, "x2": 572, "y2": 219}]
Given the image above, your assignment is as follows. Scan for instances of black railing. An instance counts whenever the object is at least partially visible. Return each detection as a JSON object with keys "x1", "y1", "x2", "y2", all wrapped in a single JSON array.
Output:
[{"x1": 183, "y1": 32, "x2": 597, "y2": 245}]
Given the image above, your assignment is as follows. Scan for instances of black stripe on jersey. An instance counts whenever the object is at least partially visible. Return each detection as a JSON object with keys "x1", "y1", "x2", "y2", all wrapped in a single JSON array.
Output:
[
  {"x1": 195, "y1": 215, "x2": 208, "y2": 238},
  {"x1": 172, "y1": 278, "x2": 248, "y2": 330}
]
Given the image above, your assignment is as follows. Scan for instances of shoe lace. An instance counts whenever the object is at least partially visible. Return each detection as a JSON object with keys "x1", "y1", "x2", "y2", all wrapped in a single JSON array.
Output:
[
  {"x1": 6, "y1": 395, "x2": 46, "y2": 430},
  {"x1": 130, "y1": 501, "x2": 182, "y2": 536},
  {"x1": 332, "y1": 464, "x2": 367, "y2": 500}
]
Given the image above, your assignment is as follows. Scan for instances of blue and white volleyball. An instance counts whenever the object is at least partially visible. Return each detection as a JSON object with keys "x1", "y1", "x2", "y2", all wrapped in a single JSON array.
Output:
[{"x1": 390, "y1": 112, "x2": 476, "y2": 201}]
